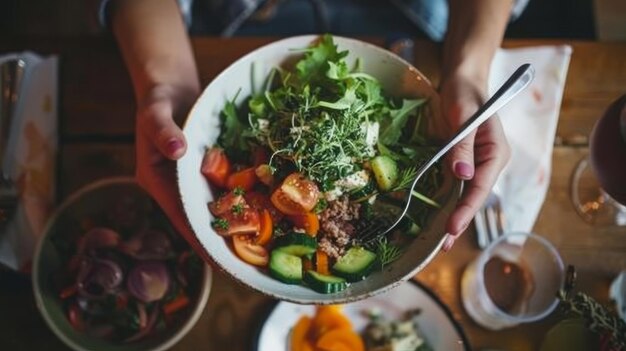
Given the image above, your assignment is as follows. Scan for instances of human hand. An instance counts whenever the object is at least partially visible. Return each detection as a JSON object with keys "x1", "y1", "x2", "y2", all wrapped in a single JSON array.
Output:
[
  {"x1": 434, "y1": 72, "x2": 511, "y2": 251},
  {"x1": 135, "y1": 84, "x2": 210, "y2": 260}
]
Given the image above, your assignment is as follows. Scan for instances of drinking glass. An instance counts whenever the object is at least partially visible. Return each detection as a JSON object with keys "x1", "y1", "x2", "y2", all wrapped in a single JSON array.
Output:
[
  {"x1": 570, "y1": 94, "x2": 626, "y2": 226},
  {"x1": 461, "y1": 232, "x2": 565, "y2": 330}
]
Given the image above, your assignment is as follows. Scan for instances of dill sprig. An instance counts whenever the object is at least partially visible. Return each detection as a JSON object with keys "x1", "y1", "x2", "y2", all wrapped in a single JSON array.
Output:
[
  {"x1": 390, "y1": 166, "x2": 418, "y2": 192},
  {"x1": 368, "y1": 236, "x2": 403, "y2": 269}
]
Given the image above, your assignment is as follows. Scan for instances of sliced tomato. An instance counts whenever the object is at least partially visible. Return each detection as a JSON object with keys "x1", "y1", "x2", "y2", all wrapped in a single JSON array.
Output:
[
  {"x1": 201, "y1": 147, "x2": 231, "y2": 188},
  {"x1": 245, "y1": 191, "x2": 284, "y2": 222},
  {"x1": 208, "y1": 191, "x2": 245, "y2": 216},
  {"x1": 271, "y1": 173, "x2": 320, "y2": 215},
  {"x1": 256, "y1": 209, "x2": 273, "y2": 246},
  {"x1": 226, "y1": 167, "x2": 258, "y2": 191},
  {"x1": 216, "y1": 207, "x2": 260, "y2": 236},
  {"x1": 232, "y1": 234, "x2": 269, "y2": 266},
  {"x1": 289, "y1": 212, "x2": 319, "y2": 236}
]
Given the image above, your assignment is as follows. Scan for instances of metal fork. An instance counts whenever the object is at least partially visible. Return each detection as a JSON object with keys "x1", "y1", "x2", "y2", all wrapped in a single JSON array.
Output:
[
  {"x1": 357, "y1": 64, "x2": 535, "y2": 245},
  {"x1": 474, "y1": 189, "x2": 506, "y2": 249},
  {"x1": 0, "y1": 59, "x2": 25, "y2": 225}
]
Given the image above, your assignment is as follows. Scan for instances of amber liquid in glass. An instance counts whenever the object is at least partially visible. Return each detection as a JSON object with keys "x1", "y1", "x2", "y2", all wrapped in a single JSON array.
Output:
[{"x1": 484, "y1": 256, "x2": 535, "y2": 314}]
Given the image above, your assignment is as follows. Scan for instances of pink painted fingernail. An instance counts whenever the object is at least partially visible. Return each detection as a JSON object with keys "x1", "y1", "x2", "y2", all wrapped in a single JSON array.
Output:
[
  {"x1": 454, "y1": 161, "x2": 474, "y2": 179},
  {"x1": 442, "y1": 235, "x2": 455, "y2": 252},
  {"x1": 166, "y1": 138, "x2": 184, "y2": 155}
]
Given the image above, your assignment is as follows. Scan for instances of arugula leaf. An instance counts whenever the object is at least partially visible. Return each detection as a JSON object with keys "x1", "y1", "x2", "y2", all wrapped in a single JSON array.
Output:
[
  {"x1": 218, "y1": 95, "x2": 249, "y2": 152},
  {"x1": 379, "y1": 98, "x2": 426, "y2": 145},
  {"x1": 296, "y1": 34, "x2": 348, "y2": 83}
]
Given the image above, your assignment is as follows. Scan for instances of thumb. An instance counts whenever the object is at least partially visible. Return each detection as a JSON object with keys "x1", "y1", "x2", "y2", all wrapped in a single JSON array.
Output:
[
  {"x1": 140, "y1": 101, "x2": 188, "y2": 160},
  {"x1": 448, "y1": 131, "x2": 476, "y2": 180}
]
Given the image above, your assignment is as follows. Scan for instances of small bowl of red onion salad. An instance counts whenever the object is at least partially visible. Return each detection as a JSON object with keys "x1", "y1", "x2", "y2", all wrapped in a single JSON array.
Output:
[{"x1": 32, "y1": 177, "x2": 212, "y2": 351}]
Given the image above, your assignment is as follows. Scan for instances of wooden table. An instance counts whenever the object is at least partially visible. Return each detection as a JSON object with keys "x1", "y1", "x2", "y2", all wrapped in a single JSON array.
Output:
[{"x1": 0, "y1": 37, "x2": 625, "y2": 351}]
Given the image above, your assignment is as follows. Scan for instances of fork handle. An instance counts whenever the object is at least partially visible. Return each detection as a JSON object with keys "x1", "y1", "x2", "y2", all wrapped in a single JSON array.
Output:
[{"x1": 416, "y1": 63, "x2": 535, "y2": 181}]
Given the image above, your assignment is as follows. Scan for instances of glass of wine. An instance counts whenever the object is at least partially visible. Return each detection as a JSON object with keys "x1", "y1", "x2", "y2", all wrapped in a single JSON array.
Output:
[
  {"x1": 461, "y1": 232, "x2": 565, "y2": 330},
  {"x1": 571, "y1": 94, "x2": 626, "y2": 226}
]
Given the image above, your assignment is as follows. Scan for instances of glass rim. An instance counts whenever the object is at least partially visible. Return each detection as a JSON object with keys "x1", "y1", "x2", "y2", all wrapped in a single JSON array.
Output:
[{"x1": 472, "y1": 231, "x2": 565, "y2": 322}]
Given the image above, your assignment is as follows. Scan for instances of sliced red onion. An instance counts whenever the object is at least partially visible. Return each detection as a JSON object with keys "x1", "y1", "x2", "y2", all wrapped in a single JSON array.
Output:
[
  {"x1": 127, "y1": 261, "x2": 170, "y2": 303},
  {"x1": 78, "y1": 227, "x2": 121, "y2": 254},
  {"x1": 176, "y1": 251, "x2": 191, "y2": 288},
  {"x1": 120, "y1": 229, "x2": 173, "y2": 260},
  {"x1": 124, "y1": 303, "x2": 160, "y2": 343},
  {"x1": 76, "y1": 258, "x2": 124, "y2": 299}
]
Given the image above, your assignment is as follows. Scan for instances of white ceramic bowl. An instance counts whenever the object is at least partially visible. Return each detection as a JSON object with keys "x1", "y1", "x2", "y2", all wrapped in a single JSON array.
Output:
[
  {"x1": 33, "y1": 177, "x2": 212, "y2": 351},
  {"x1": 177, "y1": 35, "x2": 461, "y2": 304}
]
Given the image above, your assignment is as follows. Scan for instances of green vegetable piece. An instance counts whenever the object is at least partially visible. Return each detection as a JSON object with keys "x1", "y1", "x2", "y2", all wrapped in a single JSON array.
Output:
[
  {"x1": 248, "y1": 96, "x2": 266, "y2": 117},
  {"x1": 371, "y1": 155, "x2": 399, "y2": 191},
  {"x1": 274, "y1": 232, "x2": 317, "y2": 257},
  {"x1": 303, "y1": 270, "x2": 347, "y2": 294},
  {"x1": 332, "y1": 247, "x2": 377, "y2": 282},
  {"x1": 269, "y1": 250, "x2": 303, "y2": 284}
]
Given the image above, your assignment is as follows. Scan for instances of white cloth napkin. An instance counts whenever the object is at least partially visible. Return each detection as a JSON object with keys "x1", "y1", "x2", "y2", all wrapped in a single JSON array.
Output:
[
  {"x1": 0, "y1": 52, "x2": 58, "y2": 271},
  {"x1": 487, "y1": 45, "x2": 572, "y2": 233}
]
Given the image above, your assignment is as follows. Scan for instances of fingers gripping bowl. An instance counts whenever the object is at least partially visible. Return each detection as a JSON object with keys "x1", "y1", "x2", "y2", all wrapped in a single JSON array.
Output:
[{"x1": 177, "y1": 35, "x2": 461, "y2": 304}]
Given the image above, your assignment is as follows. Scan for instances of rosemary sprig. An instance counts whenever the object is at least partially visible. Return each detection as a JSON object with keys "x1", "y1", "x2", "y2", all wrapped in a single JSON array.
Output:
[{"x1": 558, "y1": 290, "x2": 626, "y2": 350}]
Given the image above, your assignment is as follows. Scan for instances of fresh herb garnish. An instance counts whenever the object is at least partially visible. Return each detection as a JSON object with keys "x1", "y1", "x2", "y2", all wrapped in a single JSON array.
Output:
[
  {"x1": 211, "y1": 218, "x2": 229, "y2": 230},
  {"x1": 313, "y1": 198, "x2": 328, "y2": 214},
  {"x1": 369, "y1": 236, "x2": 403, "y2": 269},
  {"x1": 233, "y1": 187, "x2": 245, "y2": 196},
  {"x1": 219, "y1": 35, "x2": 429, "y2": 189},
  {"x1": 231, "y1": 204, "x2": 244, "y2": 215}
]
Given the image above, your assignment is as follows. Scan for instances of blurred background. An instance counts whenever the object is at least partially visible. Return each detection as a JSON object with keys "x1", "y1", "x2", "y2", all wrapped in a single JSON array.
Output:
[{"x1": 1, "y1": 0, "x2": 624, "y2": 41}]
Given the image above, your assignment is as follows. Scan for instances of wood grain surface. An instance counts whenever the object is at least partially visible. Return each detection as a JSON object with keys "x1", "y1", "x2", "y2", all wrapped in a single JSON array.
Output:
[{"x1": 0, "y1": 37, "x2": 624, "y2": 351}]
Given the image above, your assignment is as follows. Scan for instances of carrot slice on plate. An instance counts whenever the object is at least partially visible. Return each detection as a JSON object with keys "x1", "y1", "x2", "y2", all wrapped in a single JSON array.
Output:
[
  {"x1": 309, "y1": 306, "x2": 352, "y2": 340},
  {"x1": 290, "y1": 316, "x2": 312, "y2": 351},
  {"x1": 316, "y1": 328, "x2": 364, "y2": 351}
]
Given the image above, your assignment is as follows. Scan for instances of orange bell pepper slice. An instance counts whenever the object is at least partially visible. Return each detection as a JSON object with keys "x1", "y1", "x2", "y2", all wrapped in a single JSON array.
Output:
[
  {"x1": 289, "y1": 212, "x2": 319, "y2": 236},
  {"x1": 255, "y1": 209, "x2": 273, "y2": 246}
]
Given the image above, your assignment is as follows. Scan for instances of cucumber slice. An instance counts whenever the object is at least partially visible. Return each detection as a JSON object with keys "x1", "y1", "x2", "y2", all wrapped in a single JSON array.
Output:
[
  {"x1": 349, "y1": 180, "x2": 377, "y2": 202},
  {"x1": 304, "y1": 270, "x2": 348, "y2": 294},
  {"x1": 274, "y1": 232, "x2": 317, "y2": 257},
  {"x1": 371, "y1": 155, "x2": 398, "y2": 191},
  {"x1": 269, "y1": 250, "x2": 302, "y2": 284},
  {"x1": 331, "y1": 247, "x2": 377, "y2": 282}
]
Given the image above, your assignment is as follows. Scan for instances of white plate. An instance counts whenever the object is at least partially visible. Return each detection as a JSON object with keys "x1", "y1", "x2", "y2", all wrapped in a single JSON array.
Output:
[{"x1": 255, "y1": 281, "x2": 470, "y2": 351}]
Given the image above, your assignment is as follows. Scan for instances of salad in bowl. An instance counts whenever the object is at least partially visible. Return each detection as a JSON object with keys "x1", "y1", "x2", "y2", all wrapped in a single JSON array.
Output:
[{"x1": 178, "y1": 35, "x2": 461, "y2": 304}]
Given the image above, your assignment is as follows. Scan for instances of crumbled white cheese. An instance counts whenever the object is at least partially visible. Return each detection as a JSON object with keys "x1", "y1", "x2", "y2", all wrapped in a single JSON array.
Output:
[
  {"x1": 324, "y1": 187, "x2": 343, "y2": 201},
  {"x1": 335, "y1": 170, "x2": 370, "y2": 191},
  {"x1": 361, "y1": 121, "x2": 379, "y2": 156},
  {"x1": 257, "y1": 118, "x2": 270, "y2": 132}
]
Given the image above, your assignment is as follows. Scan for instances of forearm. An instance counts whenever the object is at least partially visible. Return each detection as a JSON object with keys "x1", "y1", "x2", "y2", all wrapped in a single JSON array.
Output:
[
  {"x1": 111, "y1": 0, "x2": 199, "y2": 104},
  {"x1": 443, "y1": 0, "x2": 513, "y2": 84}
]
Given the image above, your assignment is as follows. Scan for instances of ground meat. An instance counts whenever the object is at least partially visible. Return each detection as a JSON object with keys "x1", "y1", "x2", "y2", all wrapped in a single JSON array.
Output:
[{"x1": 318, "y1": 196, "x2": 360, "y2": 258}]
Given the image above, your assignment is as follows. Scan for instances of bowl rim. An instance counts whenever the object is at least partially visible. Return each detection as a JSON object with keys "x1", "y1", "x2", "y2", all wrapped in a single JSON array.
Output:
[
  {"x1": 32, "y1": 176, "x2": 213, "y2": 351},
  {"x1": 177, "y1": 35, "x2": 461, "y2": 304}
]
